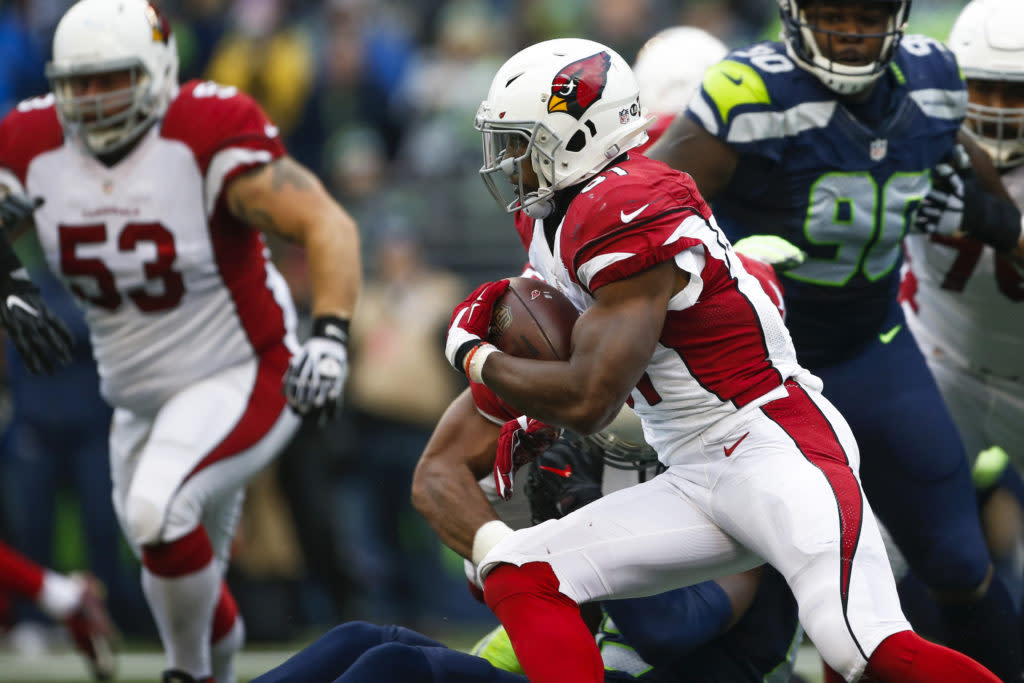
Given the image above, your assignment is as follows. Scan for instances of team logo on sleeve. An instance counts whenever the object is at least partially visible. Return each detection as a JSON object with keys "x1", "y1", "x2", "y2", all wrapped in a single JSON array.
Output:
[{"x1": 548, "y1": 52, "x2": 611, "y2": 120}]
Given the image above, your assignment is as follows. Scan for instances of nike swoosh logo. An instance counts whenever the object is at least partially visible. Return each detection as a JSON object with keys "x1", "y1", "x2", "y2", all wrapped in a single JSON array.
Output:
[
  {"x1": 723, "y1": 432, "x2": 750, "y2": 457},
  {"x1": 6, "y1": 296, "x2": 38, "y2": 317},
  {"x1": 539, "y1": 464, "x2": 573, "y2": 478},
  {"x1": 878, "y1": 324, "x2": 902, "y2": 344},
  {"x1": 620, "y1": 204, "x2": 650, "y2": 223},
  {"x1": 725, "y1": 73, "x2": 743, "y2": 86}
]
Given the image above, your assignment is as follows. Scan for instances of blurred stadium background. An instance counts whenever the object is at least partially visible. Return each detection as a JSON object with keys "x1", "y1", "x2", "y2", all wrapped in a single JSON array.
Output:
[{"x1": 0, "y1": 0, "x2": 973, "y2": 681}]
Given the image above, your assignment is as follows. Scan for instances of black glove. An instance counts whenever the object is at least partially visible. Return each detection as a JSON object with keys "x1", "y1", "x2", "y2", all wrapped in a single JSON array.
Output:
[
  {"x1": 0, "y1": 194, "x2": 43, "y2": 234},
  {"x1": 0, "y1": 276, "x2": 73, "y2": 374},
  {"x1": 915, "y1": 145, "x2": 1022, "y2": 252},
  {"x1": 525, "y1": 436, "x2": 604, "y2": 525},
  {"x1": 914, "y1": 154, "x2": 968, "y2": 237}
]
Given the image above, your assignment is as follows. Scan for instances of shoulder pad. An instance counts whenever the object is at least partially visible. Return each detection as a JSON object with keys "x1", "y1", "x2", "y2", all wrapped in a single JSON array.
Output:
[
  {"x1": 563, "y1": 157, "x2": 711, "y2": 291},
  {"x1": 0, "y1": 95, "x2": 64, "y2": 186},
  {"x1": 161, "y1": 80, "x2": 286, "y2": 174},
  {"x1": 893, "y1": 35, "x2": 962, "y2": 89},
  {"x1": 701, "y1": 59, "x2": 773, "y2": 125}
]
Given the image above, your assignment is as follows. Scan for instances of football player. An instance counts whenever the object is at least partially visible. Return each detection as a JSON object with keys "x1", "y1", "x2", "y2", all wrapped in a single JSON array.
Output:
[
  {"x1": 0, "y1": 2, "x2": 361, "y2": 682},
  {"x1": 901, "y1": 0, "x2": 1024, "y2": 628},
  {"x1": 648, "y1": 1, "x2": 1023, "y2": 679},
  {"x1": 447, "y1": 37, "x2": 997, "y2": 683},
  {"x1": 630, "y1": 26, "x2": 728, "y2": 154},
  {"x1": 0, "y1": 539, "x2": 116, "y2": 680}
]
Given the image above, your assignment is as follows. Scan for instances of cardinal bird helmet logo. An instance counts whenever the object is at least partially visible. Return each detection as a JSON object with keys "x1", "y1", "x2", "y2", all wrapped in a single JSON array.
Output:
[{"x1": 548, "y1": 52, "x2": 611, "y2": 120}]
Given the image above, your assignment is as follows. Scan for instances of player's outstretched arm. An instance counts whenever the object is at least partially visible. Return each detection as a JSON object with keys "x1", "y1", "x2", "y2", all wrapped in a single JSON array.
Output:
[
  {"x1": 411, "y1": 388, "x2": 504, "y2": 561},
  {"x1": 226, "y1": 156, "x2": 362, "y2": 424},
  {"x1": 478, "y1": 260, "x2": 682, "y2": 435},
  {"x1": 645, "y1": 115, "x2": 737, "y2": 201},
  {"x1": 915, "y1": 140, "x2": 1024, "y2": 261}
]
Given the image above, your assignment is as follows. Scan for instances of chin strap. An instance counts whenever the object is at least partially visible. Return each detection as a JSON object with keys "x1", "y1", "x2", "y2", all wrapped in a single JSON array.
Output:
[{"x1": 523, "y1": 198, "x2": 553, "y2": 219}]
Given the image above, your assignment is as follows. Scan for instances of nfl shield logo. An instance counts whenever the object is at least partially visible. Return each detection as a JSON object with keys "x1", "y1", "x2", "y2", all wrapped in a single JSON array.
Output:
[{"x1": 870, "y1": 138, "x2": 888, "y2": 161}]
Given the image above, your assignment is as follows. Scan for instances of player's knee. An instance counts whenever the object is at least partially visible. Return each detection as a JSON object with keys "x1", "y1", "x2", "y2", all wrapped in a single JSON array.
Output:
[
  {"x1": 345, "y1": 643, "x2": 431, "y2": 683},
  {"x1": 808, "y1": 623, "x2": 871, "y2": 680},
  {"x1": 123, "y1": 494, "x2": 168, "y2": 546},
  {"x1": 327, "y1": 621, "x2": 387, "y2": 644}
]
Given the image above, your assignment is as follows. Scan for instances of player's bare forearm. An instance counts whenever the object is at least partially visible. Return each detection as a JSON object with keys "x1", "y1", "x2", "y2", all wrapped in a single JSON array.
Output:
[
  {"x1": 481, "y1": 262, "x2": 677, "y2": 434},
  {"x1": 411, "y1": 389, "x2": 502, "y2": 558},
  {"x1": 645, "y1": 117, "x2": 736, "y2": 201},
  {"x1": 226, "y1": 156, "x2": 362, "y2": 318}
]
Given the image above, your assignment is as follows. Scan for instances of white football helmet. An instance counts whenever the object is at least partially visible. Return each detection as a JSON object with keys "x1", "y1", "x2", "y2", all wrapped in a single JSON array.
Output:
[
  {"x1": 949, "y1": 0, "x2": 1024, "y2": 169},
  {"x1": 475, "y1": 39, "x2": 652, "y2": 218},
  {"x1": 633, "y1": 26, "x2": 728, "y2": 116},
  {"x1": 778, "y1": 0, "x2": 911, "y2": 95},
  {"x1": 46, "y1": 0, "x2": 179, "y2": 156}
]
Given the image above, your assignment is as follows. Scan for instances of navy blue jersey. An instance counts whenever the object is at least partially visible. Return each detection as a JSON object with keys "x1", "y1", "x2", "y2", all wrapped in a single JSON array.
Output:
[{"x1": 686, "y1": 37, "x2": 965, "y2": 364}]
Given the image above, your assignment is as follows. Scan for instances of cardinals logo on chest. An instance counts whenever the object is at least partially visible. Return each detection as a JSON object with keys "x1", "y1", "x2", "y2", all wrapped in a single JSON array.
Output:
[{"x1": 548, "y1": 52, "x2": 611, "y2": 120}]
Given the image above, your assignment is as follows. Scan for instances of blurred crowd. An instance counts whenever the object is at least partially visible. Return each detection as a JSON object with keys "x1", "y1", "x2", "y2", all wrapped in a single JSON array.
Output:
[{"x1": 0, "y1": 0, "x2": 971, "y2": 651}]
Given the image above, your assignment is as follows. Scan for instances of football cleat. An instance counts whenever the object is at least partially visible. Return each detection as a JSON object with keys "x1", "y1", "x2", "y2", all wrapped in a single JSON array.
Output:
[{"x1": 64, "y1": 573, "x2": 118, "y2": 680}]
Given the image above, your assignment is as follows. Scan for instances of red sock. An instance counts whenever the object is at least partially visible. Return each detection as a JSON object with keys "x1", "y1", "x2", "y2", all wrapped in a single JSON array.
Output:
[
  {"x1": 210, "y1": 580, "x2": 238, "y2": 644},
  {"x1": 824, "y1": 662, "x2": 846, "y2": 683},
  {"x1": 484, "y1": 562, "x2": 604, "y2": 683},
  {"x1": 864, "y1": 630, "x2": 1000, "y2": 682},
  {"x1": 142, "y1": 526, "x2": 214, "y2": 577},
  {"x1": 0, "y1": 540, "x2": 44, "y2": 599}
]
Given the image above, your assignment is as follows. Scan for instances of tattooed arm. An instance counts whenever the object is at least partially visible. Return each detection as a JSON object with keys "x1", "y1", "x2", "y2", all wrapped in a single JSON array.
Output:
[{"x1": 226, "y1": 156, "x2": 361, "y2": 320}]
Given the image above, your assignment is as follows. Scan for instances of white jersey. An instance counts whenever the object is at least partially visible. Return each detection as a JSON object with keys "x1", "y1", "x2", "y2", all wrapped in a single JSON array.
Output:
[
  {"x1": 512, "y1": 155, "x2": 819, "y2": 466},
  {"x1": 902, "y1": 164, "x2": 1024, "y2": 381},
  {"x1": 0, "y1": 81, "x2": 297, "y2": 413}
]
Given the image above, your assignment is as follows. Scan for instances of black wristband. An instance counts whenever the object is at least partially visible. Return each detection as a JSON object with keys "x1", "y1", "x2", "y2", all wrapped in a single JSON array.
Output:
[
  {"x1": 0, "y1": 236, "x2": 22, "y2": 278},
  {"x1": 961, "y1": 176, "x2": 1023, "y2": 252},
  {"x1": 453, "y1": 339, "x2": 482, "y2": 374},
  {"x1": 312, "y1": 315, "x2": 350, "y2": 346}
]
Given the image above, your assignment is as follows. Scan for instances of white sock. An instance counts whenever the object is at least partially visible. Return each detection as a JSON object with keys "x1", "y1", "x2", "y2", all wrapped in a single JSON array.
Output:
[
  {"x1": 142, "y1": 561, "x2": 219, "y2": 678},
  {"x1": 211, "y1": 616, "x2": 245, "y2": 683},
  {"x1": 37, "y1": 572, "x2": 82, "y2": 620}
]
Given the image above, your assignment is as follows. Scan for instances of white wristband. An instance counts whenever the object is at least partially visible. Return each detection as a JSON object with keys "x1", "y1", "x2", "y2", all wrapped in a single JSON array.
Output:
[
  {"x1": 471, "y1": 519, "x2": 514, "y2": 566},
  {"x1": 468, "y1": 343, "x2": 501, "y2": 384}
]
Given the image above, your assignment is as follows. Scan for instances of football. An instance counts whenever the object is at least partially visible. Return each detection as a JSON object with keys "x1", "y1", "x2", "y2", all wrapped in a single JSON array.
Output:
[{"x1": 488, "y1": 277, "x2": 579, "y2": 360}]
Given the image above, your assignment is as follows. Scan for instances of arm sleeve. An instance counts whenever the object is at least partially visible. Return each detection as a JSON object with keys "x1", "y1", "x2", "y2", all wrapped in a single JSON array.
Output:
[{"x1": 961, "y1": 175, "x2": 1023, "y2": 252}]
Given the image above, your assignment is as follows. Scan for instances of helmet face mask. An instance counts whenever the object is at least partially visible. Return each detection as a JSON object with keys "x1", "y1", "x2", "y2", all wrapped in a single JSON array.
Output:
[
  {"x1": 579, "y1": 405, "x2": 660, "y2": 481},
  {"x1": 476, "y1": 39, "x2": 651, "y2": 215},
  {"x1": 46, "y1": 0, "x2": 178, "y2": 157},
  {"x1": 477, "y1": 118, "x2": 559, "y2": 215},
  {"x1": 778, "y1": 0, "x2": 911, "y2": 95},
  {"x1": 963, "y1": 80, "x2": 1024, "y2": 170},
  {"x1": 949, "y1": 0, "x2": 1024, "y2": 170}
]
